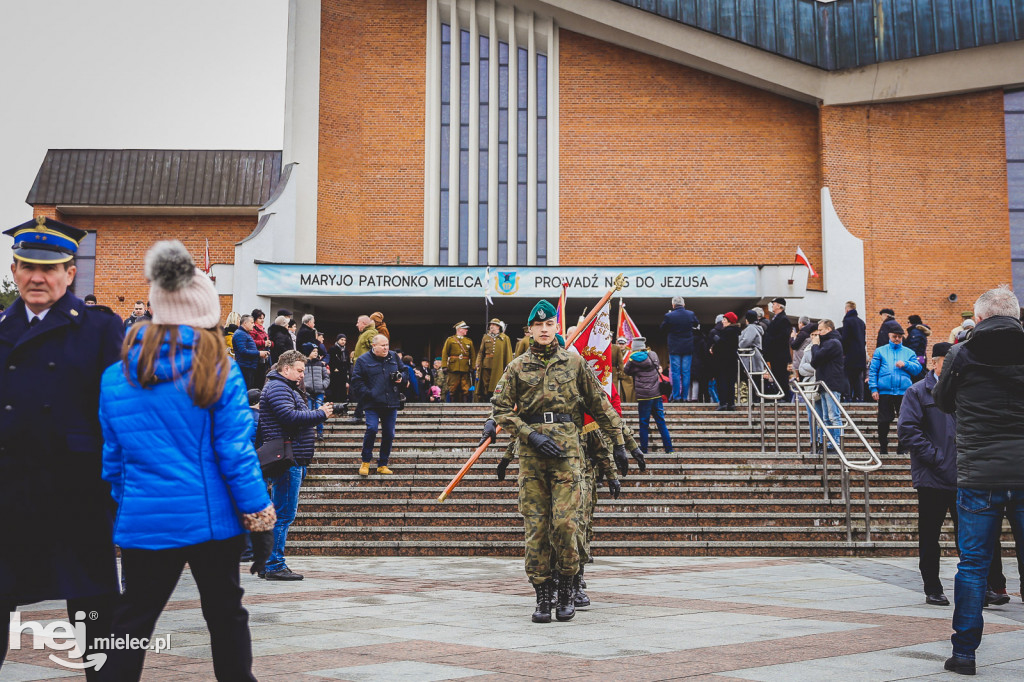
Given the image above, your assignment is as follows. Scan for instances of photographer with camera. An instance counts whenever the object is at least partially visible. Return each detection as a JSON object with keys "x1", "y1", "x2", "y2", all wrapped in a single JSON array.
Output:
[{"x1": 350, "y1": 334, "x2": 410, "y2": 476}]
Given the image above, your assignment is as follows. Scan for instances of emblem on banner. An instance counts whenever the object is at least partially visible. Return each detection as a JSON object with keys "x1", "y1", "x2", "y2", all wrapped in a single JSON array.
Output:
[{"x1": 495, "y1": 271, "x2": 519, "y2": 295}]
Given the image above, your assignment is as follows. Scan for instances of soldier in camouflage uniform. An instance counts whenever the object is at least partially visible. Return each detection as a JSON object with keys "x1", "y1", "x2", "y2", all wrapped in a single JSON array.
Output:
[{"x1": 481, "y1": 299, "x2": 629, "y2": 623}]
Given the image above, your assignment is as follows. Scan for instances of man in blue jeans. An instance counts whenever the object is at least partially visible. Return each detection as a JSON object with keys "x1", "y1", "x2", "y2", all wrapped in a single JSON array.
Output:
[
  {"x1": 259, "y1": 350, "x2": 332, "y2": 581},
  {"x1": 350, "y1": 334, "x2": 410, "y2": 476},
  {"x1": 933, "y1": 286, "x2": 1024, "y2": 675},
  {"x1": 660, "y1": 296, "x2": 698, "y2": 402}
]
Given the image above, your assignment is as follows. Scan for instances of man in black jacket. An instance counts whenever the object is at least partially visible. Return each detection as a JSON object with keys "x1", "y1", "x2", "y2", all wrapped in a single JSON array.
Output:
[
  {"x1": 350, "y1": 334, "x2": 409, "y2": 476},
  {"x1": 809, "y1": 319, "x2": 848, "y2": 448},
  {"x1": 876, "y1": 308, "x2": 902, "y2": 348},
  {"x1": 840, "y1": 301, "x2": 867, "y2": 401},
  {"x1": 933, "y1": 287, "x2": 1024, "y2": 676},
  {"x1": 327, "y1": 333, "x2": 350, "y2": 402},
  {"x1": 763, "y1": 298, "x2": 792, "y2": 401}
]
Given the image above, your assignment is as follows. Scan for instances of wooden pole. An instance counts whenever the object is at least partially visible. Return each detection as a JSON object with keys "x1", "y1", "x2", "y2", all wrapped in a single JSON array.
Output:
[{"x1": 437, "y1": 274, "x2": 625, "y2": 502}]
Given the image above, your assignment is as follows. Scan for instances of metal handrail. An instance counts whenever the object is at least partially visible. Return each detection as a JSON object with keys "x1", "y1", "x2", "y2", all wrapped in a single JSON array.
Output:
[
  {"x1": 790, "y1": 378, "x2": 883, "y2": 543},
  {"x1": 736, "y1": 347, "x2": 784, "y2": 453}
]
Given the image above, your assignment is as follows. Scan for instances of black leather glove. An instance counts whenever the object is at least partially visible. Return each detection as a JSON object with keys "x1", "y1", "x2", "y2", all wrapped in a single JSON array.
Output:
[
  {"x1": 249, "y1": 531, "x2": 274, "y2": 575},
  {"x1": 608, "y1": 478, "x2": 621, "y2": 500},
  {"x1": 496, "y1": 459, "x2": 510, "y2": 481},
  {"x1": 527, "y1": 430, "x2": 564, "y2": 458},
  {"x1": 479, "y1": 419, "x2": 497, "y2": 447},
  {"x1": 631, "y1": 447, "x2": 647, "y2": 473},
  {"x1": 612, "y1": 444, "x2": 629, "y2": 477}
]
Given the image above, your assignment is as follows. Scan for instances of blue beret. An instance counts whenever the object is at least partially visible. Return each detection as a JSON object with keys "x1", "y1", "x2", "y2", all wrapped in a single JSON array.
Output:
[
  {"x1": 528, "y1": 300, "x2": 558, "y2": 325},
  {"x1": 555, "y1": 334, "x2": 565, "y2": 348}
]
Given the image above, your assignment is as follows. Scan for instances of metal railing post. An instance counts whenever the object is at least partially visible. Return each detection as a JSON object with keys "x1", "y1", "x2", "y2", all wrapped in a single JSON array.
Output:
[
  {"x1": 863, "y1": 471, "x2": 872, "y2": 542},
  {"x1": 842, "y1": 468, "x2": 852, "y2": 543},
  {"x1": 795, "y1": 399, "x2": 801, "y2": 455}
]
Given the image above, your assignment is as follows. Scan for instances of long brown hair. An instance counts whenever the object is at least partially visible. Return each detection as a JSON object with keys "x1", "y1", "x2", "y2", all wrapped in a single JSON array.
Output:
[{"x1": 122, "y1": 322, "x2": 230, "y2": 409}]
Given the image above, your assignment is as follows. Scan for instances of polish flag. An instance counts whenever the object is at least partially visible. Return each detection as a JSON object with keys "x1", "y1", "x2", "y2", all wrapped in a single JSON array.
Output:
[
  {"x1": 795, "y1": 246, "x2": 818, "y2": 278},
  {"x1": 203, "y1": 238, "x2": 211, "y2": 275}
]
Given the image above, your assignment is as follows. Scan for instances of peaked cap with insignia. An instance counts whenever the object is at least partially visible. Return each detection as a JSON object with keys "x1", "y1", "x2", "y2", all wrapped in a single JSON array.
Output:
[{"x1": 4, "y1": 216, "x2": 87, "y2": 264}]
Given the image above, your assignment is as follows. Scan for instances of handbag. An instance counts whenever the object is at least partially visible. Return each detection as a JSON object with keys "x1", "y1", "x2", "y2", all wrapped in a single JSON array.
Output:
[
  {"x1": 659, "y1": 374, "x2": 673, "y2": 397},
  {"x1": 257, "y1": 437, "x2": 296, "y2": 478}
]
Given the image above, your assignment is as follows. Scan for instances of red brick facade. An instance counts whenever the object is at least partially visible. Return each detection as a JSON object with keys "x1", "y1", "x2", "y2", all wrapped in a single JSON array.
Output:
[
  {"x1": 558, "y1": 29, "x2": 824, "y2": 293},
  {"x1": 31, "y1": 206, "x2": 251, "y2": 323},
  {"x1": 820, "y1": 90, "x2": 1010, "y2": 341},
  {"x1": 317, "y1": 0, "x2": 426, "y2": 264}
]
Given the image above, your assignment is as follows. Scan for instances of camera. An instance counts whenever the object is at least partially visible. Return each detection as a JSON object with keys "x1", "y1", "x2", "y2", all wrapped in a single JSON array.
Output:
[
  {"x1": 330, "y1": 402, "x2": 349, "y2": 415},
  {"x1": 389, "y1": 370, "x2": 404, "y2": 383}
]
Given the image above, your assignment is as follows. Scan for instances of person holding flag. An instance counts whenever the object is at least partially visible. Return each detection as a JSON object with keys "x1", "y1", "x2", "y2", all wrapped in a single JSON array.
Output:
[{"x1": 482, "y1": 299, "x2": 628, "y2": 624}]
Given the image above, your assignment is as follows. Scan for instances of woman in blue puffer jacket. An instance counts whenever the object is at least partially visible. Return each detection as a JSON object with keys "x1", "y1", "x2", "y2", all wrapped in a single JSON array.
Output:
[{"x1": 99, "y1": 241, "x2": 273, "y2": 681}]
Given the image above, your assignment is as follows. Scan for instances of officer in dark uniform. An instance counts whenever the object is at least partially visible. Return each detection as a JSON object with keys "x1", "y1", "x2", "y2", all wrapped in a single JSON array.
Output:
[{"x1": 0, "y1": 217, "x2": 124, "y2": 678}]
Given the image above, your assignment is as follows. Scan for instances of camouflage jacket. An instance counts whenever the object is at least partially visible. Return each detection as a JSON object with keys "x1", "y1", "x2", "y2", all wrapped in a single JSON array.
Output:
[{"x1": 491, "y1": 344, "x2": 624, "y2": 460}]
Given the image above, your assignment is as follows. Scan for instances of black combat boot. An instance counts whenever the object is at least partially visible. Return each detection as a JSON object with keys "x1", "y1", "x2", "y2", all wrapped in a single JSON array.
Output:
[
  {"x1": 556, "y1": 574, "x2": 576, "y2": 621},
  {"x1": 532, "y1": 580, "x2": 553, "y2": 623},
  {"x1": 573, "y1": 570, "x2": 590, "y2": 608}
]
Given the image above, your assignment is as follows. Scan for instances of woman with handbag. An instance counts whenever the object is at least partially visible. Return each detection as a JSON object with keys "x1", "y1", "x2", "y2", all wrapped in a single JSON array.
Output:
[
  {"x1": 623, "y1": 337, "x2": 674, "y2": 454},
  {"x1": 98, "y1": 241, "x2": 275, "y2": 681}
]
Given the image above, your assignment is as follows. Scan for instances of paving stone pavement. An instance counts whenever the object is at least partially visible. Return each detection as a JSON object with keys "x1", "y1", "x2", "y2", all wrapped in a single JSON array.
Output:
[{"x1": 3, "y1": 556, "x2": 1022, "y2": 681}]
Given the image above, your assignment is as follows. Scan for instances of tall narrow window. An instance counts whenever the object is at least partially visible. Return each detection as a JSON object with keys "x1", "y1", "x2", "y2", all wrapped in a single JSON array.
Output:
[
  {"x1": 1008, "y1": 90, "x2": 1024, "y2": 301},
  {"x1": 432, "y1": 2, "x2": 553, "y2": 266},
  {"x1": 71, "y1": 231, "x2": 96, "y2": 297},
  {"x1": 439, "y1": 23, "x2": 451, "y2": 266}
]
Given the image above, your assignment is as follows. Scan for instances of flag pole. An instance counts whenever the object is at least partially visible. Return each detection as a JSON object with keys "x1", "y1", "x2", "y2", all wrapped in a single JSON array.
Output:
[{"x1": 438, "y1": 273, "x2": 626, "y2": 502}]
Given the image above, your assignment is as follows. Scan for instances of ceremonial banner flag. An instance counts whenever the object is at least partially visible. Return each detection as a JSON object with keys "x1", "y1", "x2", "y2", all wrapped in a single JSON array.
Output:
[
  {"x1": 570, "y1": 300, "x2": 615, "y2": 397},
  {"x1": 795, "y1": 246, "x2": 818, "y2": 278},
  {"x1": 617, "y1": 301, "x2": 641, "y2": 347}
]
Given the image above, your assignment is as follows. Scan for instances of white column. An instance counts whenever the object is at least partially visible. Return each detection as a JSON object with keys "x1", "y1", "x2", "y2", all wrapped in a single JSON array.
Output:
[
  {"x1": 467, "y1": 1, "x2": 480, "y2": 265},
  {"x1": 487, "y1": 1, "x2": 499, "y2": 264},
  {"x1": 526, "y1": 11, "x2": 537, "y2": 265},
  {"x1": 506, "y1": 5, "x2": 518, "y2": 266},
  {"x1": 546, "y1": 14, "x2": 559, "y2": 265},
  {"x1": 447, "y1": 1, "x2": 461, "y2": 265},
  {"x1": 424, "y1": 0, "x2": 441, "y2": 264}
]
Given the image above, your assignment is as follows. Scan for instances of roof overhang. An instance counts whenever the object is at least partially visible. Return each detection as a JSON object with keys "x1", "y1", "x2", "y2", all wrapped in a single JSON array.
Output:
[{"x1": 55, "y1": 205, "x2": 261, "y2": 217}]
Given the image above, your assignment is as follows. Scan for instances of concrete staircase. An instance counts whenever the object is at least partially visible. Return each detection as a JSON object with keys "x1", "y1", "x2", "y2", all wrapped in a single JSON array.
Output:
[{"x1": 287, "y1": 402, "x2": 995, "y2": 557}]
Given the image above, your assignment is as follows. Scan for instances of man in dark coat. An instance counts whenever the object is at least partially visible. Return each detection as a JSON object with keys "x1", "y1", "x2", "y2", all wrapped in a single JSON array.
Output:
[
  {"x1": 350, "y1": 334, "x2": 410, "y2": 476},
  {"x1": 267, "y1": 314, "x2": 294, "y2": 363},
  {"x1": 876, "y1": 307, "x2": 902, "y2": 348},
  {"x1": 932, "y1": 287, "x2": 1024, "y2": 675},
  {"x1": 296, "y1": 313, "x2": 317, "y2": 350},
  {"x1": 710, "y1": 312, "x2": 741, "y2": 410},
  {"x1": 659, "y1": 296, "x2": 699, "y2": 402},
  {"x1": 762, "y1": 297, "x2": 793, "y2": 401},
  {"x1": 327, "y1": 333, "x2": 351, "y2": 402},
  {"x1": 0, "y1": 217, "x2": 124, "y2": 678},
  {"x1": 809, "y1": 319, "x2": 849, "y2": 448},
  {"x1": 840, "y1": 301, "x2": 867, "y2": 401}
]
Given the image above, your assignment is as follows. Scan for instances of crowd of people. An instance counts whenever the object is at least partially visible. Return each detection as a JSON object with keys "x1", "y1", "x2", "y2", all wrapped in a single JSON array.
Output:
[{"x1": 1, "y1": 218, "x2": 1021, "y2": 679}]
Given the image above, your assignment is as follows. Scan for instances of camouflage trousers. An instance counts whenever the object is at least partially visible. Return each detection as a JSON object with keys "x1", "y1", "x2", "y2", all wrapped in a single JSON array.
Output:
[
  {"x1": 518, "y1": 454, "x2": 583, "y2": 584},
  {"x1": 548, "y1": 450, "x2": 600, "y2": 567}
]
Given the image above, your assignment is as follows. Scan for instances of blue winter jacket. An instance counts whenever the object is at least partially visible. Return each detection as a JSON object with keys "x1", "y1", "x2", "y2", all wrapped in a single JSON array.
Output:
[
  {"x1": 258, "y1": 369, "x2": 327, "y2": 466},
  {"x1": 868, "y1": 341, "x2": 922, "y2": 395},
  {"x1": 99, "y1": 326, "x2": 271, "y2": 550},
  {"x1": 232, "y1": 327, "x2": 260, "y2": 369},
  {"x1": 660, "y1": 307, "x2": 699, "y2": 356}
]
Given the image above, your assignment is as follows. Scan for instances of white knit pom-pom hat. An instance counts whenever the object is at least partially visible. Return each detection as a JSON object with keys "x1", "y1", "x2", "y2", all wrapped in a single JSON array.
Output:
[{"x1": 144, "y1": 240, "x2": 220, "y2": 329}]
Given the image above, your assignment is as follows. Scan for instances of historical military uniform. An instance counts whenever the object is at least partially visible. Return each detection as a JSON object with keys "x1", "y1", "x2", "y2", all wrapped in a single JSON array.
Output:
[
  {"x1": 613, "y1": 340, "x2": 636, "y2": 402},
  {"x1": 442, "y1": 322, "x2": 476, "y2": 402},
  {"x1": 475, "y1": 318, "x2": 513, "y2": 403},
  {"x1": 0, "y1": 218, "x2": 124, "y2": 677},
  {"x1": 490, "y1": 300, "x2": 626, "y2": 623},
  {"x1": 513, "y1": 326, "x2": 531, "y2": 358}
]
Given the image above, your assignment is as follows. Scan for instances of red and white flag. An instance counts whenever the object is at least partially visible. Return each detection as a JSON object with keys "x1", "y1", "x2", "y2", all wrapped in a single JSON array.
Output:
[
  {"x1": 569, "y1": 301, "x2": 621, "y2": 417},
  {"x1": 795, "y1": 246, "x2": 818, "y2": 278},
  {"x1": 555, "y1": 283, "x2": 568, "y2": 335},
  {"x1": 616, "y1": 301, "x2": 641, "y2": 347},
  {"x1": 204, "y1": 238, "x2": 211, "y2": 275}
]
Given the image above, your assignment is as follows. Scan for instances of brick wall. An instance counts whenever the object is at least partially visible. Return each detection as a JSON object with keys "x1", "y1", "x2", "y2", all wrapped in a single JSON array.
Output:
[
  {"x1": 820, "y1": 90, "x2": 1010, "y2": 349},
  {"x1": 318, "y1": 0, "x2": 426, "y2": 264},
  {"x1": 33, "y1": 207, "x2": 253, "y2": 324},
  {"x1": 558, "y1": 30, "x2": 824, "y2": 290}
]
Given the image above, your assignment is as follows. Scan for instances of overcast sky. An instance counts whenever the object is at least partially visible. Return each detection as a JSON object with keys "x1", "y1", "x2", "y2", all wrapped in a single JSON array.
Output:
[{"x1": 0, "y1": 0, "x2": 288, "y2": 271}]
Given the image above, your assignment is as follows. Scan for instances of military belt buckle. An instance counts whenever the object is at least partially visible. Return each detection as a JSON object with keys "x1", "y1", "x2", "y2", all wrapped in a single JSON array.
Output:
[{"x1": 543, "y1": 412, "x2": 555, "y2": 424}]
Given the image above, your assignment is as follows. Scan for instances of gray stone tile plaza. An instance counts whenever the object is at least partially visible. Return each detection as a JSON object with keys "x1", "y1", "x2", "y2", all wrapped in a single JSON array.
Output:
[{"x1": 4, "y1": 557, "x2": 1022, "y2": 680}]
